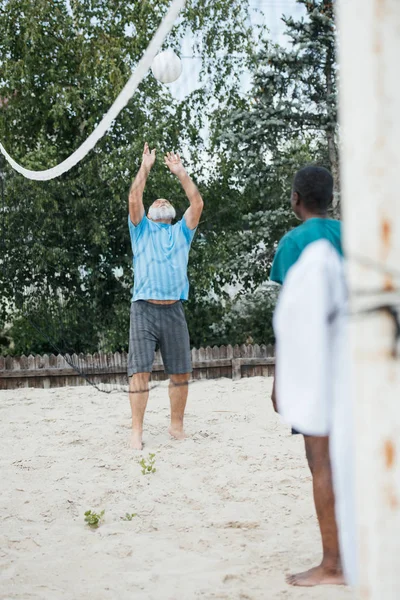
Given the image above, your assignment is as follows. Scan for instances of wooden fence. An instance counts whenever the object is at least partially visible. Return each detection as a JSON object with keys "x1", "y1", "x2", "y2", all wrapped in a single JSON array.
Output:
[{"x1": 0, "y1": 344, "x2": 276, "y2": 390}]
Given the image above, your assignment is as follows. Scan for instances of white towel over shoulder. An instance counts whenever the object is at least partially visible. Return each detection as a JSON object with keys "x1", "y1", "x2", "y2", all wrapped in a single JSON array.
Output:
[{"x1": 273, "y1": 239, "x2": 346, "y2": 435}]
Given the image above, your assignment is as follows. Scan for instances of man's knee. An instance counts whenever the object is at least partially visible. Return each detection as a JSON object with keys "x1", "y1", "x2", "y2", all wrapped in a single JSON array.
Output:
[
  {"x1": 130, "y1": 372, "x2": 151, "y2": 391},
  {"x1": 304, "y1": 435, "x2": 331, "y2": 474},
  {"x1": 170, "y1": 373, "x2": 190, "y2": 386}
]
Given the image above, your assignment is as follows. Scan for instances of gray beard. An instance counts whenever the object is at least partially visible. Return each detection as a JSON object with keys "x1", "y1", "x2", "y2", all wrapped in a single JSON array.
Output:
[{"x1": 148, "y1": 205, "x2": 176, "y2": 221}]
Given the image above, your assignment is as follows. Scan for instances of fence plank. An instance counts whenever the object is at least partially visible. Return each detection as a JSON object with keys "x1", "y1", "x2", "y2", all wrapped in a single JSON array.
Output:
[
  {"x1": 232, "y1": 359, "x2": 241, "y2": 381},
  {"x1": 197, "y1": 347, "x2": 207, "y2": 380},
  {"x1": 154, "y1": 349, "x2": 162, "y2": 365},
  {"x1": 266, "y1": 344, "x2": 274, "y2": 357},
  {"x1": 212, "y1": 345, "x2": 220, "y2": 359},
  {"x1": 215, "y1": 345, "x2": 225, "y2": 379},
  {"x1": 12, "y1": 356, "x2": 21, "y2": 371}
]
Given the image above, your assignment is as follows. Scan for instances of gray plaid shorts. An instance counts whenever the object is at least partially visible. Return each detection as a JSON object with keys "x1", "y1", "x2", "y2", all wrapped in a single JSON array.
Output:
[{"x1": 128, "y1": 300, "x2": 192, "y2": 377}]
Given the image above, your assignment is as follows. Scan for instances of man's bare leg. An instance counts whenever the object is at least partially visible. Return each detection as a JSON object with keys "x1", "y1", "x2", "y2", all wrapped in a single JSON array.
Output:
[
  {"x1": 168, "y1": 373, "x2": 189, "y2": 440},
  {"x1": 287, "y1": 435, "x2": 345, "y2": 587},
  {"x1": 129, "y1": 372, "x2": 150, "y2": 450}
]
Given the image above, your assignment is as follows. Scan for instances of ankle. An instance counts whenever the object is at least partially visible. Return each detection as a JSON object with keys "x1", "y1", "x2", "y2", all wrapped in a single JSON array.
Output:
[{"x1": 320, "y1": 558, "x2": 341, "y2": 573}]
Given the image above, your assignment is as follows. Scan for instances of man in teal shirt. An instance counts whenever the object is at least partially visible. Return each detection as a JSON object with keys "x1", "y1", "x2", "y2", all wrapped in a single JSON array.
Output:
[
  {"x1": 270, "y1": 170, "x2": 342, "y2": 286},
  {"x1": 270, "y1": 166, "x2": 344, "y2": 587}
]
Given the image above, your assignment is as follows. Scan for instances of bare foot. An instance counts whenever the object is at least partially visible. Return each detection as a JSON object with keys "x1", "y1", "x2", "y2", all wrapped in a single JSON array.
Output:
[
  {"x1": 287, "y1": 565, "x2": 345, "y2": 587},
  {"x1": 130, "y1": 431, "x2": 143, "y2": 450},
  {"x1": 168, "y1": 425, "x2": 187, "y2": 441}
]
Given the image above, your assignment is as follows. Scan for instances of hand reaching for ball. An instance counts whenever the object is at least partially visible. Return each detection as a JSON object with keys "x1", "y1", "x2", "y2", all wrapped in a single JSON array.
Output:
[
  {"x1": 142, "y1": 142, "x2": 156, "y2": 171},
  {"x1": 164, "y1": 152, "x2": 186, "y2": 177}
]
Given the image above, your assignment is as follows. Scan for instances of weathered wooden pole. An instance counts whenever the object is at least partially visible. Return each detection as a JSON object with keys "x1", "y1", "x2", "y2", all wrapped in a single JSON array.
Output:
[{"x1": 338, "y1": 0, "x2": 400, "y2": 597}]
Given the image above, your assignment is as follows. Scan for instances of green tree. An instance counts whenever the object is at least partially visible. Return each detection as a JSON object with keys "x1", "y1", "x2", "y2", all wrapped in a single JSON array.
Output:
[
  {"x1": 249, "y1": 0, "x2": 338, "y2": 204},
  {"x1": 0, "y1": 0, "x2": 256, "y2": 353},
  {"x1": 212, "y1": 0, "x2": 338, "y2": 294}
]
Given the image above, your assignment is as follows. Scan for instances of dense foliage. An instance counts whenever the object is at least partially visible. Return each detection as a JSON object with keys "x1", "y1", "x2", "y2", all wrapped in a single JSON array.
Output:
[{"x1": 0, "y1": 0, "x2": 338, "y2": 355}]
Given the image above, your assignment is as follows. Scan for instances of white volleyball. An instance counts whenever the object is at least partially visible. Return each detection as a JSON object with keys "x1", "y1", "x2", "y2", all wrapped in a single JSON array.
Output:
[{"x1": 151, "y1": 49, "x2": 182, "y2": 84}]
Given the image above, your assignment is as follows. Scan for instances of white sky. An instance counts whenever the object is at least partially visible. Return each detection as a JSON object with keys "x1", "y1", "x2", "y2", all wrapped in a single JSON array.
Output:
[{"x1": 249, "y1": 0, "x2": 305, "y2": 43}]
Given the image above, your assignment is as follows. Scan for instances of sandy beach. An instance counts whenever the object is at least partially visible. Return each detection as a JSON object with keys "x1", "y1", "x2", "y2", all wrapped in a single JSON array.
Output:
[{"x1": 0, "y1": 376, "x2": 353, "y2": 600}]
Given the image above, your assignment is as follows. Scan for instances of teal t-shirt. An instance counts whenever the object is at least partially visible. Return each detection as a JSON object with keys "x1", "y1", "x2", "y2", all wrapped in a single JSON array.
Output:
[{"x1": 270, "y1": 218, "x2": 342, "y2": 285}]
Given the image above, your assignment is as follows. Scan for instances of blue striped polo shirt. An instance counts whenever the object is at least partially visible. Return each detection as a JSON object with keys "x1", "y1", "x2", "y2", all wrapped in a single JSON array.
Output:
[{"x1": 128, "y1": 214, "x2": 196, "y2": 301}]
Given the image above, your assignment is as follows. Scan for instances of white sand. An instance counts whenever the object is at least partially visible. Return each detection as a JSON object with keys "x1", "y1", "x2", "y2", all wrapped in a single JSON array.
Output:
[{"x1": 0, "y1": 377, "x2": 353, "y2": 600}]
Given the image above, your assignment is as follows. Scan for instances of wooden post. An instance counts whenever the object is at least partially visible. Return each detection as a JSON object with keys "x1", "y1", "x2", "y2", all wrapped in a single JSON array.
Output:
[{"x1": 338, "y1": 0, "x2": 400, "y2": 597}]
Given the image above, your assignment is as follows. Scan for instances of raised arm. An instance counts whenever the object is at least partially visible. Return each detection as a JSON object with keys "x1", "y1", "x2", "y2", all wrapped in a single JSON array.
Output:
[
  {"x1": 129, "y1": 142, "x2": 156, "y2": 225},
  {"x1": 164, "y1": 152, "x2": 204, "y2": 229}
]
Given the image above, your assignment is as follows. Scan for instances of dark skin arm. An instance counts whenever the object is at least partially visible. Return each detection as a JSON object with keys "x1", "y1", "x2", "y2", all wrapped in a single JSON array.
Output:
[{"x1": 271, "y1": 375, "x2": 278, "y2": 413}]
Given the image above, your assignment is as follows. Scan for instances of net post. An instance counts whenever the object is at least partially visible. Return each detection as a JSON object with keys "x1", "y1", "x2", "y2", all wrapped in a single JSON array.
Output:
[{"x1": 338, "y1": 0, "x2": 400, "y2": 596}]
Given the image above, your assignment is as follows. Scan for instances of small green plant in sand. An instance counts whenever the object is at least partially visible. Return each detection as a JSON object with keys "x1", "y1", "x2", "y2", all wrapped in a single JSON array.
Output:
[
  {"x1": 84, "y1": 509, "x2": 105, "y2": 529},
  {"x1": 140, "y1": 453, "x2": 156, "y2": 475},
  {"x1": 120, "y1": 512, "x2": 137, "y2": 521}
]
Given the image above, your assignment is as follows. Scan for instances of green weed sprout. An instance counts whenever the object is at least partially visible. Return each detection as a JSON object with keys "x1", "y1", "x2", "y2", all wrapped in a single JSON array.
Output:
[
  {"x1": 121, "y1": 512, "x2": 137, "y2": 521},
  {"x1": 139, "y1": 453, "x2": 156, "y2": 475},
  {"x1": 84, "y1": 509, "x2": 105, "y2": 529}
]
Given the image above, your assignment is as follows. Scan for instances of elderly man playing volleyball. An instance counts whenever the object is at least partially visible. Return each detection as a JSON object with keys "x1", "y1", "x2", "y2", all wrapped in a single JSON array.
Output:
[{"x1": 127, "y1": 143, "x2": 203, "y2": 450}]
